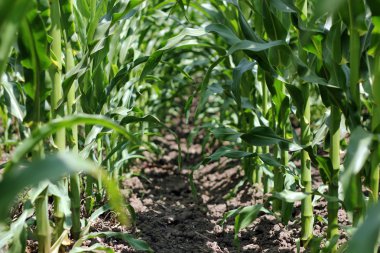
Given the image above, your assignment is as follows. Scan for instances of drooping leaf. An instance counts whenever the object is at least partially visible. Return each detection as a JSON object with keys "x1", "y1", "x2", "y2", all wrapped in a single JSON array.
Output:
[
  {"x1": 206, "y1": 146, "x2": 253, "y2": 163},
  {"x1": 206, "y1": 24, "x2": 240, "y2": 45},
  {"x1": 7, "y1": 114, "x2": 133, "y2": 169},
  {"x1": 72, "y1": 232, "x2": 153, "y2": 253},
  {"x1": 210, "y1": 126, "x2": 242, "y2": 142},
  {"x1": 241, "y1": 126, "x2": 292, "y2": 146},
  {"x1": 0, "y1": 153, "x2": 94, "y2": 220}
]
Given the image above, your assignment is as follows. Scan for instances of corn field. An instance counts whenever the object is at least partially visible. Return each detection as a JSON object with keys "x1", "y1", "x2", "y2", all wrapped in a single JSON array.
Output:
[{"x1": 0, "y1": 0, "x2": 379, "y2": 252}]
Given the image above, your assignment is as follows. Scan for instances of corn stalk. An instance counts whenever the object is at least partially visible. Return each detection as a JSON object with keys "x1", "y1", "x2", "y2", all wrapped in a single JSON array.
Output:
[
  {"x1": 300, "y1": 84, "x2": 313, "y2": 242},
  {"x1": 370, "y1": 30, "x2": 380, "y2": 204},
  {"x1": 49, "y1": 0, "x2": 66, "y2": 239}
]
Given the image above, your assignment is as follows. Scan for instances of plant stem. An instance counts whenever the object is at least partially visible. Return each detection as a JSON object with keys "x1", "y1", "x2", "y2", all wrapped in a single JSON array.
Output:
[
  {"x1": 66, "y1": 41, "x2": 81, "y2": 240},
  {"x1": 280, "y1": 144, "x2": 293, "y2": 224},
  {"x1": 22, "y1": 15, "x2": 50, "y2": 252},
  {"x1": 370, "y1": 45, "x2": 380, "y2": 204},
  {"x1": 273, "y1": 85, "x2": 287, "y2": 213},
  {"x1": 69, "y1": 174, "x2": 81, "y2": 239},
  {"x1": 33, "y1": 130, "x2": 49, "y2": 253},
  {"x1": 241, "y1": 110, "x2": 253, "y2": 183},
  {"x1": 50, "y1": 0, "x2": 65, "y2": 239},
  {"x1": 370, "y1": 146, "x2": 380, "y2": 203},
  {"x1": 85, "y1": 176, "x2": 95, "y2": 216},
  {"x1": 327, "y1": 105, "x2": 341, "y2": 251},
  {"x1": 348, "y1": 11, "x2": 361, "y2": 114},
  {"x1": 261, "y1": 72, "x2": 270, "y2": 193},
  {"x1": 300, "y1": 84, "x2": 313, "y2": 243},
  {"x1": 35, "y1": 188, "x2": 50, "y2": 253},
  {"x1": 348, "y1": 1, "x2": 364, "y2": 224},
  {"x1": 273, "y1": 128, "x2": 286, "y2": 213}
]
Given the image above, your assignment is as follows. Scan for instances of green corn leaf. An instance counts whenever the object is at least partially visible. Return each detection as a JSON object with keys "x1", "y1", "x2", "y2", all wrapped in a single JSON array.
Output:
[
  {"x1": 232, "y1": 58, "x2": 255, "y2": 108},
  {"x1": 0, "y1": 152, "x2": 133, "y2": 227},
  {"x1": 19, "y1": 7, "x2": 51, "y2": 71},
  {"x1": 60, "y1": 0, "x2": 80, "y2": 52},
  {"x1": 70, "y1": 243, "x2": 114, "y2": 253},
  {"x1": 72, "y1": 232, "x2": 153, "y2": 253},
  {"x1": 346, "y1": 202, "x2": 380, "y2": 253},
  {"x1": 210, "y1": 126, "x2": 242, "y2": 142},
  {"x1": 259, "y1": 153, "x2": 283, "y2": 167},
  {"x1": 50, "y1": 230, "x2": 69, "y2": 253},
  {"x1": 367, "y1": 0, "x2": 380, "y2": 16},
  {"x1": 206, "y1": 24, "x2": 241, "y2": 45},
  {"x1": 313, "y1": 0, "x2": 345, "y2": 17},
  {"x1": 140, "y1": 51, "x2": 164, "y2": 81},
  {"x1": 219, "y1": 208, "x2": 242, "y2": 228},
  {"x1": 0, "y1": 204, "x2": 33, "y2": 251},
  {"x1": 81, "y1": 205, "x2": 111, "y2": 237},
  {"x1": 237, "y1": 6, "x2": 264, "y2": 43},
  {"x1": 140, "y1": 28, "x2": 206, "y2": 81},
  {"x1": 285, "y1": 84, "x2": 306, "y2": 116},
  {"x1": 241, "y1": 126, "x2": 292, "y2": 146},
  {"x1": 0, "y1": 153, "x2": 94, "y2": 220},
  {"x1": 315, "y1": 156, "x2": 334, "y2": 184},
  {"x1": 340, "y1": 0, "x2": 367, "y2": 34},
  {"x1": 205, "y1": 146, "x2": 254, "y2": 163},
  {"x1": 262, "y1": 0, "x2": 289, "y2": 40},
  {"x1": 120, "y1": 114, "x2": 182, "y2": 169},
  {"x1": 341, "y1": 127, "x2": 373, "y2": 211},
  {"x1": 343, "y1": 127, "x2": 373, "y2": 177},
  {"x1": 2, "y1": 81, "x2": 25, "y2": 121},
  {"x1": 272, "y1": 190, "x2": 308, "y2": 203},
  {"x1": 235, "y1": 204, "x2": 265, "y2": 231},
  {"x1": 7, "y1": 114, "x2": 132, "y2": 169},
  {"x1": 228, "y1": 40, "x2": 285, "y2": 55},
  {"x1": 195, "y1": 56, "x2": 227, "y2": 118},
  {"x1": 270, "y1": 0, "x2": 298, "y2": 13},
  {"x1": 0, "y1": 0, "x2": 32, "y2": 76},
  {"x1": 234, "y1": 204, "x2": 269, "y2": 244}
]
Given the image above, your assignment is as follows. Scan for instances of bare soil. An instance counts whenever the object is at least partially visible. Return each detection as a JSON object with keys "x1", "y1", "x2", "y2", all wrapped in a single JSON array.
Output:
[{"x1": 81, "y1": 132, "x2": 349, "y2": 253}]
